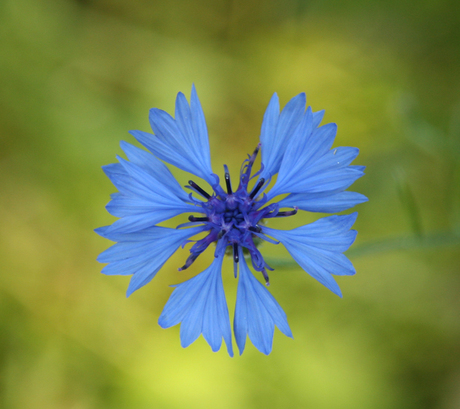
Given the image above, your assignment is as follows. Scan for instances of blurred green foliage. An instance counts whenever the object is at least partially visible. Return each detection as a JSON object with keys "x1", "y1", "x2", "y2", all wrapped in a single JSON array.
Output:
[{"x1": 1, "y1": 0, "x2": 459, "y2": 408}]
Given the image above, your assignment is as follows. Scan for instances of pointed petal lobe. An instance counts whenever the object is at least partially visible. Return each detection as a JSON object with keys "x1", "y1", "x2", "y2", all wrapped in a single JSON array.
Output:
[
  {"x1": 234, "y1": 250, "x2": 292, "y2": 355},
  {"x1": 130, "y1": 87, "x2": 214, "y2": 184},
  {"x1": 96, "y1": 226, "x2": 206, "y2": 296},
  {"x1": 262, "y1": 214, "x2": 358, "y2": 296},
  {"x1": 158, "y1": 256, "x2": 234, "y2": 356}
]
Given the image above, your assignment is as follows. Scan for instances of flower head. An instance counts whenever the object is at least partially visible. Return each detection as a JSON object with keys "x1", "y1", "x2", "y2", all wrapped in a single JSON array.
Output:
[{"x1": 96, "y1": 85, "x2": 367, "y2": 356}]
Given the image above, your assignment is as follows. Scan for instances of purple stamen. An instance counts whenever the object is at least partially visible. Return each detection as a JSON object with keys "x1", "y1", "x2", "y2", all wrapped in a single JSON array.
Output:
[{"x1": 180, "y1": 146, "x2": 297, "y2": 280}]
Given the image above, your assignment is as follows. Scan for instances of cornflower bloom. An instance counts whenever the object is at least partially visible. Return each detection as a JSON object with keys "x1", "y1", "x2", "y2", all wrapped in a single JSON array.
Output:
[{"x1": 96, "y1": 86, "x2": 367, "y2": 356}]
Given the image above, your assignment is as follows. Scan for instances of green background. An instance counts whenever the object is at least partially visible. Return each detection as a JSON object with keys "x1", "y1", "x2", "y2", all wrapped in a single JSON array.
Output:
[{"x1": 1, "y1": 0, "x2": 460, "y2": 408}]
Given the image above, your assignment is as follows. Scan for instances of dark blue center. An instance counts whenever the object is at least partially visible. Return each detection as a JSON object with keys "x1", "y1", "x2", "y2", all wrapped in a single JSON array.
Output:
[{"x1": 180, "y1": 145, "x2": 297, "y2": 284}]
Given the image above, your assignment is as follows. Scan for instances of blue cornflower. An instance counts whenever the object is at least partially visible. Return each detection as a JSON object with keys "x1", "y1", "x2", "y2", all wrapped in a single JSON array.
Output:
[{"x1": 96, "y1": 86, "x2": 367, "y2": 356}]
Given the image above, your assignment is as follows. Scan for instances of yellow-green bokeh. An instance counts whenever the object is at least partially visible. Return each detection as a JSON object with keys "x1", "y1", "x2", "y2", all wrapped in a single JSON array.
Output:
[{"x1": 1, "y1": 0, "x2": 459, "y2": 408}]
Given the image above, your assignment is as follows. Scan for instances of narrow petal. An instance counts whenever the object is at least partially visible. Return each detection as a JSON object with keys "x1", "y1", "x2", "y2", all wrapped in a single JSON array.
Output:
[
  {"x1": 117, "y1": 156, "x2": 181, "y2": 201},
  {"x1": 259, "y1": 93, "x2": 280, "y2": 175},
  {"x1": 97, "y1": 239, "x2": 155, "y2": 263},
  {"x1": 259, "y1": 93, "x2": 328, "y2": 181},
  {"x1": 158, "y1": 256, "x2": 234, "y2": 356},
  {"x1": 95, "y1": 226, "x2": 206, "y2": 296},
  {"x1": 268, "y1": 120, "x2": 341, "y2": 198},
  {"x1": 234, "y1": 249, "x2": 292, "y2": 355},
  {"x1": 190, "y1": 84, "x2": 213, "y2": 173},
  {"x1": 105, "y1": 196, "x2": 167, "y2": 218},
  {"x1": 129, "y1": 87, "x2": 214, "y2": 185},
  {"x1": 104, "y1": 158, "x2": 195, "y2": 209},
  {"x1": 262, "y1": 213, "x2": 358, "y2": 296},
  {"x1": 287, "y1": 166, "x2": 365, "y2": 194},
  {"x1": 260, "y1": 93, "x2": 306, "y2": 179},
  {"x1": 104, "y1": 208, "x2": 195, "y2": 234},
  {"x1": 312, "y1": 109, "x2": 325, "y2": 128},
  {"x1": 278, "y1": 191, "x2": 368, "y2": 213},
  {"x1": 120, "y1": 141, "x2": 190, "y2": 201},
  {"x1": 269, "y1": 155, "x2": 365, "y2": 201},
  {"x1": 103, "y1": 156, "x2": 199, "y2": 233}
]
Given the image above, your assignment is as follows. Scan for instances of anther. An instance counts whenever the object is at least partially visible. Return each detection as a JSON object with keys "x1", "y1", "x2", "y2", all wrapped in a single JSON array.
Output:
[
  {"x1": 274, "y1": 207, "x2": 298, "y2": 217},
  {"x1": 179, "y1": 253, "x2": 199, "y2": 271},
  {"x1": 224, "y1": 164, "x2": 232, "y2": 194},
  {"x1": 242, "y1": 144, "x2": 262, "y2": 184},
  {"x1": 233, "y1": 243, "x2": 239, "y2": 263},
  {"x1": 188, "y1": 180, "x2": 211, "y2": 199},
  {"x1": 249, "y1": 178, "x2": 265, "y2": 199},
  {"x1": 261, "y1": 268, "x2": 270, "y2": 286},
  {"x1": 248, "y1": 144, "x2": 261, "y2": 166},
  {"x1": 188, "y1": 215, "x2": 209, "y2": 222},
  {"x1": 248, "y1": 226, "x2": 262, "y2": 233}
]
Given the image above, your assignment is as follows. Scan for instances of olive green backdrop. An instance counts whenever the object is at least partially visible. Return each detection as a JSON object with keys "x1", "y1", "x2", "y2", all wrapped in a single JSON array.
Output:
[{"x1": 1, "y1": 0, "x2": 459, "y2": 408}]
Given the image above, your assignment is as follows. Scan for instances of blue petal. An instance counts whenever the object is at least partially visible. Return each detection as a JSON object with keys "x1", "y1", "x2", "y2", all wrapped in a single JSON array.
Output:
[
  {"x1": 259, "y1": 94, "x2": 328, "y2": 180},
  {"x1": 129, "y1": 86, "x2": 214, "y2": 185},
  {"x1": 312, "y1": 109, "x2": 325, "y2": 128},
  {"x1": 268, "y1": 119, "x2": 341, "y2": 198},
  {"x1": 234, "y1": 249, "x2": 292, "y2": 355},
  {"x1": 268, "y1": 122, "x2": 365, "y2": 198},
  {"x1": 259, "y1": 93, "x2": 280, "y2": 176},
  {"x1": 104, "y1": 209, "x2": 196, "y2": 235},
  {"x1": 158, "y1": 256, "x2": 234, "y2": 356},
  {"x1": 103, "y1": 160, "x2": 184, "y2": 204},
  {"x1": 96, "y1": 226, "x2": 206, "y2": 296},
  {"x1": 260, "y1": 93, "x2": 305, "y2": 179},
  {"x1": 98, "y1": 240, "x2": 156, "y2": 263},
  {"x1": 117, "y1": 156, "x2": 183, "y2": 201},
  {"x1": 105, "y1": 196, "x2": 166, "y2": 217},
  {"x1": 287, "y1": 166, "x2": 364, "y2": 194},
  {"x1": 190, "y1": 84, "x2": 213, "y2": 173},
  {"x1": 103, "y1": 157, "x2": 198, "y2": 233},
  {"x1": 102, "y1": 163, "x2": 124, "y2": 178},
  {"x1": 278, "y1": 191, "x2": 368, "y2": 213},
  {"x1": 262, "y1": 213, "x2": 358, "y2": 297},
  {"x1": 120, "y1": 141, "x2": 190, "y2": 202}
]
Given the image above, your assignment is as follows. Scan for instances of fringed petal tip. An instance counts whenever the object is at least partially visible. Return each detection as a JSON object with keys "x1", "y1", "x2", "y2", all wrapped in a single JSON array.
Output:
[
  {"x1": 128, "y1": 87, "x2": 215, "y2": 185},
  {"x1": 158, "y1": 257, "x2": 234, "y2": 357},
  {"x1": 234, "y1": 250, "x2": 293, "y2": 355},
  {"x1": 278, "y1": 191, "x2": 368, "y2": 213},
  {"x1": 262, "y1": 213, "x2": 358, "y2": 297},
  {"x1": 94, "y1": 226, "x2": 111, "y2": 239}
]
